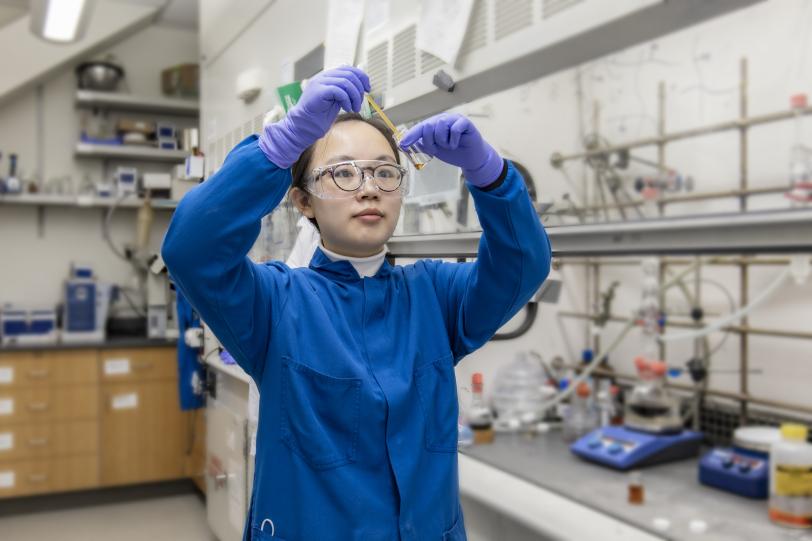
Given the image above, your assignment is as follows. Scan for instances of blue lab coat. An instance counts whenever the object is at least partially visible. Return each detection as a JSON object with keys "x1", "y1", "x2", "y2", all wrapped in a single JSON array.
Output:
[
  {"x1": 174, "y1": 288, "x2": 205, "y2": 410},
  {"x1": 162, "y1": 136, "x2": 551, "y2": 541}
]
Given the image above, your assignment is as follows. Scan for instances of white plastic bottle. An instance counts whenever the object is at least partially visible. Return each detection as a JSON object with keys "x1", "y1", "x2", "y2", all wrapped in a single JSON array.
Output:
[
  {"x1": 769, "y1": 423, "x2": 812, "y2": 528},
  {"x1": 788, "y1": 94, "x2": 812, "y2": 205}
]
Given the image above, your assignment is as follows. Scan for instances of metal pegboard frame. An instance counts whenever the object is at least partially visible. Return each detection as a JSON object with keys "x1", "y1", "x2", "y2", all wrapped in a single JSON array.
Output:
[{"x1": 387, "y1": 208, "x2": 812, "y2": 259}]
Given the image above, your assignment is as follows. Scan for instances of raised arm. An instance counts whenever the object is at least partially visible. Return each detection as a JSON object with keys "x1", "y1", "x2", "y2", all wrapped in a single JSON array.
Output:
[
  {"x1": 162, "y1": 66, "x2": 371, "y2": 380},
  {"x1": 401, "y1": 114, "x2": 551, "y2": 362}
]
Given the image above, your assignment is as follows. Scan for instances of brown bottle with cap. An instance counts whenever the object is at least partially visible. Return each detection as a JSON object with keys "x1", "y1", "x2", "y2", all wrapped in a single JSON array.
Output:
[{"x1": 470, "y1": 373, "x2": 494, "y2": 444}]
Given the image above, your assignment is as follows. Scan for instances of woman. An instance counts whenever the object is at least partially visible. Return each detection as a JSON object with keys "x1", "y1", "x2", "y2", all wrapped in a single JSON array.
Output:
[{"x1": 162, "y1": 66, "x2": 551, "y2": 541}]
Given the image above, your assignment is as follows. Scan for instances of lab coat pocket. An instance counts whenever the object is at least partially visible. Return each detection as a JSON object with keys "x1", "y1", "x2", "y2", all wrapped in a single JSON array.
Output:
[
  {"x1": 280, "y1": 357, "x2": 362, "y2": 470},
  {"x1": 414, "y1": 355, "x2": 459, "y2": 453}
]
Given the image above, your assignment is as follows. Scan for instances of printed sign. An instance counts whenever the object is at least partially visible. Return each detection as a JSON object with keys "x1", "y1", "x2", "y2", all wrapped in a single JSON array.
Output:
[
  {"x1": 104, "y1": 359, "x2": 131, "y2": 376},
  {"x1": 111, "y1": 393, "x2": 138, "y2": 410}
]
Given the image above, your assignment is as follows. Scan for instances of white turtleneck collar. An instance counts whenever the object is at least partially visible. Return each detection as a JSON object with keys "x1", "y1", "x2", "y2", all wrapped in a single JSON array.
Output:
[{"x1": 319, "y1": 242, "x2": 387, "y2": 278}]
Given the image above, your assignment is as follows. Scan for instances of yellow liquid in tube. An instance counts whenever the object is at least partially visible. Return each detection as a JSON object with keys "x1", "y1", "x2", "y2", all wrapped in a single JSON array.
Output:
[{"x1": 364, "y1": 94, "x2": 431, "y2": 170}]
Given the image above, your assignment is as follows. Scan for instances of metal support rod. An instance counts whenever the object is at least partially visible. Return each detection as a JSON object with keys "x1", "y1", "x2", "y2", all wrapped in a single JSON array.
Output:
[
  {"x1": 565, "y1": 185, "x2": 787, "y2": 213},
  {"x1": 578, "y1": 366, "x2": 812, "y2": 416},
  {"x1": 558, "y1": 311, "x2": 812, "y2": 341},
  {"x1": 657, "y1": 81, "x2": 667, "y2": 361},
  {"x1": 552, "y1": 105, "x2": 812, "y2": 164},
  {"x1": 739, "y1": 58, "x2": 750, "y2": 425},
  {"x1": 593, "y1": 261, "x2": 600, "y2": 355},
  {"x1": 592, "y1": 101, "x2": 611, "y2": 222},
  {"x1": 657, "y1": 81, "x2": 666, "y2": 218},
  {"x1": 560, "y1": 257, "x2": 809, "y2": 267},
  {"x1": 692, "y1": 256, "x2": 703, "y2": 431}
]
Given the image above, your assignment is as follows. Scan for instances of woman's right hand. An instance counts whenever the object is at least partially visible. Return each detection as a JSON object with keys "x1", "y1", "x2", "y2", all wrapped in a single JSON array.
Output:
[{"x1": 259, "y1": 66, "x2": 370, "y2": 169}]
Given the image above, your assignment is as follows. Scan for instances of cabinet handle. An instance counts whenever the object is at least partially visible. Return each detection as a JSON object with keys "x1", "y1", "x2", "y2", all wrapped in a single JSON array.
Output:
[
  {"x1": 27, "y1": 473, "x2": 48, "y2": 483},
  {"x1": 27, "y1": 437, "x2": 49, "y2": 447},
  {"x1": 26, "y1": 369, "x2": 50, "y2": 379},
  {"x1": 132, "y1": 361, "x2": 154, "y2": 371},
  {"x1": 27, "y1": 402, "x2": 49, "y2": 412}
]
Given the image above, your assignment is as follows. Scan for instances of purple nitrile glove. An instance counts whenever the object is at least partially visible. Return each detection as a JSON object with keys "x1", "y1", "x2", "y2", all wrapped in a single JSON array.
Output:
[
  {"x1": 258, "y1": 66, "x2": 371, "y2": 169},
  {"x1": 398, "y1": 113, "x2": 504, "y2": 188}
]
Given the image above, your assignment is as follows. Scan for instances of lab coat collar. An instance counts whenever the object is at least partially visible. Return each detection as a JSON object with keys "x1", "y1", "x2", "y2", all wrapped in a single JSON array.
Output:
[{"x1": 308, "y1": 246, "x2": 392, "y2": 281}]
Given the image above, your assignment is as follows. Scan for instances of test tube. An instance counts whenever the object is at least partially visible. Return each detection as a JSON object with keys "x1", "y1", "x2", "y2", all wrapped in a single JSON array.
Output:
[{"x1": 364, "y1": 94, "x2": 432, "y2": 170}]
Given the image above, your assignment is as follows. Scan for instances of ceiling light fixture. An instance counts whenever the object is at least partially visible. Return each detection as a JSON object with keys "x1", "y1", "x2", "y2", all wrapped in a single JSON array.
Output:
[{"x1": 30, "y1": 0, "x2": 96, "y2": 44}]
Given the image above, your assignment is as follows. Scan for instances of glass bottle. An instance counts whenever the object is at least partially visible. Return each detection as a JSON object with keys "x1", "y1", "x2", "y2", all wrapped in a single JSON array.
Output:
[{"x1": 470, "y1": 373, "x2": 494, "y2": 444}]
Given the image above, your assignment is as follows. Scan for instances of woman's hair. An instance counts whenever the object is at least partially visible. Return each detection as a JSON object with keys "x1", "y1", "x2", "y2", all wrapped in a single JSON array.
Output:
[{"x1": 289, "y1": 112, "x2": 402, "y2": 230}]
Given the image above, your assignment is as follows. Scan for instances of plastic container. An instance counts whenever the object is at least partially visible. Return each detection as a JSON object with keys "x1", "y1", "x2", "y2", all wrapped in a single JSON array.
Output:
[
  {"x1": 492, "y1": 352, "x2": 556, "y2": 426},
  {"x1": 562, "y1": 382, "x2": 597, "y2": 442},
  {"x1": 769, "y1": 423, "x2": 812, "y2": 528}
]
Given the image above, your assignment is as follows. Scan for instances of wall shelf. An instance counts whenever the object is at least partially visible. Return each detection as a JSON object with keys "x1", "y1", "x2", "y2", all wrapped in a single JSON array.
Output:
[
  {"x1": 75, "y1": 143, "x2": 188, "y2": 162},
  {"x1": 0, "y1": 193, "x2": 177, "y2": 210},
  {"x1": 75, "y1": 90, "x2": 199, "y2": 116},
  {"x1": 387, "y1": 208, "x2": 812, "y2": 258}
]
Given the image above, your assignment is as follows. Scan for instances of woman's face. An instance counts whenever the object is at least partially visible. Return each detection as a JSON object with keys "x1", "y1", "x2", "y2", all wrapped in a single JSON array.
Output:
[{"x1": 292, "y1": 121, "x2": 403, "y2": 258}]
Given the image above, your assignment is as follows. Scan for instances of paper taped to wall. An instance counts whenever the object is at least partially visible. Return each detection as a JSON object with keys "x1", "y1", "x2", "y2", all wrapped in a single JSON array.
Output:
[
  {"x1": 324, "y1": 0, "x2": 365, "y2": 69},
  {"x1": 416, "y1": 0, "x2": 474, "y2": 66}
]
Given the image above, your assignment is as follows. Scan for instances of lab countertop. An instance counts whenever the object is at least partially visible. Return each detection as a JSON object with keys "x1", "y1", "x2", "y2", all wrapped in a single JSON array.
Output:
[
  {"x1": 0, "y1": 337, "x2": 177, "y2": 352},
  {"x1": 460, "y1": 431, "x2": 801, "y2": 541}
]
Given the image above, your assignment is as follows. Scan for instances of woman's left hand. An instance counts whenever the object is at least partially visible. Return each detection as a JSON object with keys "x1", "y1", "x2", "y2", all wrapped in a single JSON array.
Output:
[{"x1": 399, "y1": 113, "x2": 504, "y2": 187}]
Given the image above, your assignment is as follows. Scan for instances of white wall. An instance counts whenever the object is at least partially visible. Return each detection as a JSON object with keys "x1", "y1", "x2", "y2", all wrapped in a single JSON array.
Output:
[
  {"x1": 197, "y1": 0, "x2": 812, "y2": 416},
  {"x1": 0, "y1": 24, "x2": 198, "y2": 314}
]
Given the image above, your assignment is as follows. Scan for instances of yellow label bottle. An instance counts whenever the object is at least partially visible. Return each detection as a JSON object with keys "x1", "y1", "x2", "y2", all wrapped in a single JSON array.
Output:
[{"x1": 769, "y1": 424, "x2": 812, "y2": 528}]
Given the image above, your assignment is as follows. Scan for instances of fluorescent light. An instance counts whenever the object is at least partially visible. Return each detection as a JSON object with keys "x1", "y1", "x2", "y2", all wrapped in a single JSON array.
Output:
[
  {"x1": 30, "y1": 0, "x2": 94, "y2": 44},
  {"x1": 43, "y1": 0, "x2": 87, "y2": 42}
]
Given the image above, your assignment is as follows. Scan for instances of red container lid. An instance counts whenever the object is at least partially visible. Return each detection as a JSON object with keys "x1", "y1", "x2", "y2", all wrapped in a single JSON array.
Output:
[{"x1": 790, "y1": 93, "x2": 808, "y2": 109}]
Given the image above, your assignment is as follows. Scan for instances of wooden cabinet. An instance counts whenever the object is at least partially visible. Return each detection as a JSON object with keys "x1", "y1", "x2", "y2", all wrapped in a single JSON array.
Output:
[
  {"x1": 0, "y1": 455, "x2": 98, "y2": 498},
  {"x1": 0, "y1": 349, "x2": 98, "y2": 388},
  {"x1": 100, "y1": 380, "x2": 187, "y2": 486},
  {"x1": 0, "y1": 345, "x2": 191, "y2": 499},
  {"x1": 0, "y1": 421, "x2": 98, "y2": 461},
  {"x1": 0, "y1": 348, "x2": 100, "y2": 498},
  {"x1": 99, "y1": 348, "x2": 177, "y2": 383}
]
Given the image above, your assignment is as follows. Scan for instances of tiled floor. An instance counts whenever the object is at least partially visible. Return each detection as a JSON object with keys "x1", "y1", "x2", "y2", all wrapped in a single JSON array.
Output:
[{"x1": 0, "y1": 483, "x2": 218, "y2": 541}]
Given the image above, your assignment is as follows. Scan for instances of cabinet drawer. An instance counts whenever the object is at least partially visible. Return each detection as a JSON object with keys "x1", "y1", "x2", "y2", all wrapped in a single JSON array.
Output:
[
  {"x1": 0, "y1": 455, "x2": 98, "y2": 498},
  {"x1": 0, "y1": 421, "x2": 98, "y2": 461},
  {"x1": 100, "y1": 348, "x2": 177, "y2": 383},
  {"x1": 0, "y1": 386, "x2": 99, "y2": 426},
  {"x1": 0, "y1": 350, "x2": 98, "y2": 389}
]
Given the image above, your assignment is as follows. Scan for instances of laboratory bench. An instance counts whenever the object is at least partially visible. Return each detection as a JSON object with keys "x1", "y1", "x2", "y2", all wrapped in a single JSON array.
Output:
[
  {"x1": 459, "y1": 431, "x2": 802, "y2": 541},
  {"x1": 0, "y1": 342, "x2": 204, "y2": 500},
  {"x1": 203, "y1": 355, "x2": 801, "y2": 541}
]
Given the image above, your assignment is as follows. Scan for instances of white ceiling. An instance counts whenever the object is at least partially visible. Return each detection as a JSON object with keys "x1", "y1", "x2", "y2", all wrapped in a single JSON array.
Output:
[{"x1": 0, "y1": 0, "x2": 198, "y2": 31}]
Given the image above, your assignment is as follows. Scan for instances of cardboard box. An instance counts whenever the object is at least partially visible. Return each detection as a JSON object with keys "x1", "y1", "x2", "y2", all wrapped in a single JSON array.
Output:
[
  {"x1": 162, "y1": 64, "x2": 199, "y2": 97},
  {"x1": 117, "y1": 119, "x2": 155, "y2": 135}
]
